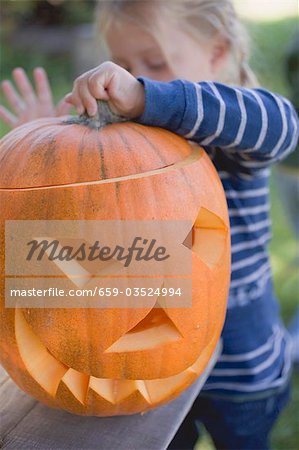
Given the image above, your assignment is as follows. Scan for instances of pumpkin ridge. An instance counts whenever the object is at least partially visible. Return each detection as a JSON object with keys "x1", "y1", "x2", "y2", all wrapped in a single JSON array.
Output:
[
  {"x1": 116, "y1": 127, "x2": 144, "y2": 174},
  {"x1": 128, "y1": 124, "x2": 169, "y2": 165},
  {"x1": 96, "y1": 133, "x2": 107, "y2": 180},
  {"x1": 0, "y1": 123, "x2": 59, "y2": 167}
]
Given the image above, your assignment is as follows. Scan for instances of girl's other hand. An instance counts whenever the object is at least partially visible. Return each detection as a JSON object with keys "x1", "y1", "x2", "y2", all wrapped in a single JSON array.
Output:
[
  {"x1": 0, "y1": 67, "x2": 71, "y2": 129},
  {"x1": 65, "y1": 62, "x2": 145, "y2": 119}
]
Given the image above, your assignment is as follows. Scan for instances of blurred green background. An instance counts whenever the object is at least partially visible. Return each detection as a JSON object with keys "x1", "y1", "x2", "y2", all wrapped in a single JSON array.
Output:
[{"x1": 0, "y1": 1, "x2": 298, "y2": 449}]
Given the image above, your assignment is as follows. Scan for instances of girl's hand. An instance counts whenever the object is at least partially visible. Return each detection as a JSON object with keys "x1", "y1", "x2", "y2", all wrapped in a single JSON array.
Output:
[
  {"x1": 65, "y1": 62, "x2": 145, "y2": 119},
  {"x1": 0, "y1": 67, "x2": 71, "y2": 129}
]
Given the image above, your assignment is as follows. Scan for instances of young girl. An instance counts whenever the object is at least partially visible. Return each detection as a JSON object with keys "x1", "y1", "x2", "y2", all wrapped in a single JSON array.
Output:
[{"x1": 1, "y1": 1, "x2": 298, "y2": 448}]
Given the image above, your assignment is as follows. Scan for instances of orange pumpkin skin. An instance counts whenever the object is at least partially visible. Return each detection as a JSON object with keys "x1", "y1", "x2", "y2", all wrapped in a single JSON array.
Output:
[{"x1": 0, "y1": 115, "x2": 230, "y2": 416}]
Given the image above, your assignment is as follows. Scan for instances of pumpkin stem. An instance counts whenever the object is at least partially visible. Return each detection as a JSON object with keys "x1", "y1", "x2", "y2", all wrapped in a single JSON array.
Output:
[{"x1": 63, "y1": 100, "x2": 127, "y2": 129}]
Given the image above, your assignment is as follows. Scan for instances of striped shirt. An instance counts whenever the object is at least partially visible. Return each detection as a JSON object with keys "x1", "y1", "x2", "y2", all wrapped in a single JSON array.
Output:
[{"x1": 137, "y1": 78, "x2": 299, "y2": 398}]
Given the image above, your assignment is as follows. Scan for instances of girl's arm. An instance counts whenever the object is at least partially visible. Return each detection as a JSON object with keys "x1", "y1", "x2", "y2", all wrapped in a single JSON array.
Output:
[
  {"x1": 137, "y1": 77, "x2": 299, "y2": 173},
  {"x1": 66, "y1": 62, "x2": 299, "y2": 175}
]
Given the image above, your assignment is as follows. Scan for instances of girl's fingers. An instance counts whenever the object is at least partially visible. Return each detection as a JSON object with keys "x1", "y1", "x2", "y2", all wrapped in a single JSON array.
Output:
[
  {"x1": 64, "y1": 93, "x2": 73, "y2": 104},
  {"x1": 88, "y1": 75, "x2": 110, "y2": 101},
  {"x1": 33, "y1": 67, "x2": 54, "y2": 106},
  {"x1": 56, "y1": 98, "x2": 72, "y2": 116},
  {"x1": 64, "y1": 92, "x2": 85, "y2": 115},
  {"x1": 78, "y1": 83, "x2": 98, "y2": 116},
  {"x1": 0, "y1": 105, "x2": 18, "y2": 128},
  {"x1": 1, "y1": 80, "x2": 25, "y2": 114},
  {"x1": 12, "y1": 68, "x2": 36, "y2": 105}
]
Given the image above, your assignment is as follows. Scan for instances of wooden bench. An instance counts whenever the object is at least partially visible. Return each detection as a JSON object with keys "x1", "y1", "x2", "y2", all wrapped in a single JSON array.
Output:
[{"x1": 0, "y1": 343, "x2": 221, "y2": 449}]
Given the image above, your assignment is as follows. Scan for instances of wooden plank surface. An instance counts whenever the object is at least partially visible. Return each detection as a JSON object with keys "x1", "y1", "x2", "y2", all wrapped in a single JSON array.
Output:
[
  {"x1": 0, "y1": 375, "x2": 37, "y2": 438},
  {"x1": 0, "y1": 366, "x2": 9, "y2": 385},
  {"x1": 0, "y1": 343, "x2": 221, "y2": 450}
]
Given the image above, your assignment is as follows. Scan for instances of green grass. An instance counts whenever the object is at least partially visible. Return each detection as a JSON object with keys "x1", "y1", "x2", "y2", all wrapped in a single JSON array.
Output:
[
  {"x1": 250, "y1": 19, "x2": 299, "y2": 449},
  {"x1": 268, "y1": 172, "x2": 299, "y2": 450},
  {"x1": 1, "y1": 14, "x2": 299, "y2": 450},
  {"x1": 248, "y1": 16, "x2": 298, "y2": 96}
]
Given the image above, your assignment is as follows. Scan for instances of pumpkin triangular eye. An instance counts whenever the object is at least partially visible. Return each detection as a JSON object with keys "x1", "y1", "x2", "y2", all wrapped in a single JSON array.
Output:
[
  {"x1": 104, "y1": 305, "x2": 183, "y2": 353},
  {"x1": 182, "y1": 229, "x2": 193, "y2": 249},
  {"x1": 183, "y1": 207, "x2": 227, "y2": 269}
]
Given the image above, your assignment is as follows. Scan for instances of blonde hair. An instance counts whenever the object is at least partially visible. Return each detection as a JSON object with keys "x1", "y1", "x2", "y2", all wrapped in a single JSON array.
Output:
[{"x1": 96, "y1": 0, "x2": 258, "y2": 87}]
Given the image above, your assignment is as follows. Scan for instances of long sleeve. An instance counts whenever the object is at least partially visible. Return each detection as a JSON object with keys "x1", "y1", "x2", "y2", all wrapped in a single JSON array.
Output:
[{"x1": 136, "y1": 77, "x2": 299, "y2": 173}]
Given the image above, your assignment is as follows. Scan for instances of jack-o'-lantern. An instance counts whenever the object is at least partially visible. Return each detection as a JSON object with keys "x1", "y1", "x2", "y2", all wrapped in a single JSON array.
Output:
[{"x1": 0, "y1": 103, "x2": 230, "y2": 416}]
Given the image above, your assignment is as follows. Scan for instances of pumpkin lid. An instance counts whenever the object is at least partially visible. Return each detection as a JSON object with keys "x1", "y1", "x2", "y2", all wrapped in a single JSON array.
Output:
[{"x1": 0, "y1": 116, "x2": 195, "y2": 190}]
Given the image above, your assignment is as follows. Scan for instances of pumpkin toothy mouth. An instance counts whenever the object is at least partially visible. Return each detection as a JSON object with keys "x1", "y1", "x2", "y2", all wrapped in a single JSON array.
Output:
[{"x1": 15, "y1": 308, "x2": 217, "y2": 407}]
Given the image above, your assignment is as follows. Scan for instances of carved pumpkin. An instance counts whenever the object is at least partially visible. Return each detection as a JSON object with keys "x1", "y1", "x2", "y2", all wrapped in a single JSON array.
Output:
[{"x1": 0, "y1": 105, "x2": 230, "y2": 416}]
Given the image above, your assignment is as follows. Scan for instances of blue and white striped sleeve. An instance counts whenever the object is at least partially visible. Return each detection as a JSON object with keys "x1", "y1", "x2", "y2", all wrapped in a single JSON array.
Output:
[{"x1": 136, "y1": 77, "x2": 299, "y2": 171}]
